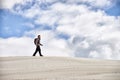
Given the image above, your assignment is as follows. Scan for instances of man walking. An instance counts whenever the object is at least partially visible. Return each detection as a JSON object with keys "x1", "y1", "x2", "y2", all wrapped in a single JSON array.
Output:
[{"x1": 33, "y1": 35, "x2": 43, "y2": 56}]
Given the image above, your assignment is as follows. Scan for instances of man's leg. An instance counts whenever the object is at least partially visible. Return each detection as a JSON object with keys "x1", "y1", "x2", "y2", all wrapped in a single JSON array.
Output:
[
  {"x1": 33, "y1": 47, "x2": 38, "y2": 56},
  {"x1": 38, "y1": 47, "x2": 43, "y2": 56}
]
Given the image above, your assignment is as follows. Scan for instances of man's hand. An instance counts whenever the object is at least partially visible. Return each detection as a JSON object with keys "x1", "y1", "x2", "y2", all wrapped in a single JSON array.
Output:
[{"x1": 40, "y1": 44, "x2": 43, "y2": 46}]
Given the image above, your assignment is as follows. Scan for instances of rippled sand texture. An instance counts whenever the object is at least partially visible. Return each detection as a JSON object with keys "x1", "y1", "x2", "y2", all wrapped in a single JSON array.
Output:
[{"x1": 0, "y1": 57, "x2": 120, "y2": 80}]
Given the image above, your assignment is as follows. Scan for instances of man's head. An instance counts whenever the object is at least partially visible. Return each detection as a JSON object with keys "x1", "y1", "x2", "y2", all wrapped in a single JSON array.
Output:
[{"x1": 38, "y1": 35, "x2": 41, "y2": 40}]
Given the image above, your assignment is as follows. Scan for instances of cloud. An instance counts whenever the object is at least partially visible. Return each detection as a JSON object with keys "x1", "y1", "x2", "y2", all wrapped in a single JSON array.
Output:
[
  {"x1": 0, "y1": 0, "x2": 25, "y2": 9},
  {"x1": 85, "y1": 0, "x2": 112, "y2": 8},
  {"x1": 0, "y1": 0, "x2": 113, "y2": 10},
  {"x1": 64, "y1": 0, "x2": 112, "y2": 8},
  {"x1": 0, "y1": 0, "x2": 120, "y2": 60},
  {"x1": 0, "y1": 30, "x2": 71, "y2": 57},
  {"x1": 56, "y1": 10, "x2": 120, "y2": 60},
  {"x1": 0, "y1": 37, "x2": 34, "y2": 56}
]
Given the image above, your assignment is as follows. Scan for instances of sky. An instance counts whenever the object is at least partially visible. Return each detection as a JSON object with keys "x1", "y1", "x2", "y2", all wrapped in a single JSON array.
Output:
[{"x1": 0, "y1": 0, "x2": 120, "y2": 60}]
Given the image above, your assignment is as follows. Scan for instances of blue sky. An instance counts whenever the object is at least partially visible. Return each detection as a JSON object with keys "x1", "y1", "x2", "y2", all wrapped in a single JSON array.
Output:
[
  {"x1": 0, "y1": 0, "x2": 120, "y2": 59},
  {"x1": 0, "y1": 10, "x2": 31, "y2": 38},
  {"x1": 105, "y1": 0, "x2": 120, "y2": 16},
  {"x1": 0, "y1": 0, "x2": 120, "y2": 38}
]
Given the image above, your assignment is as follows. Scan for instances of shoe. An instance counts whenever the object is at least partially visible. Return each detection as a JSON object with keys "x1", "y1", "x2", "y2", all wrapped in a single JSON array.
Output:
[{"x1": 40, "y1": 55, "x2": 43, "y2": 56}]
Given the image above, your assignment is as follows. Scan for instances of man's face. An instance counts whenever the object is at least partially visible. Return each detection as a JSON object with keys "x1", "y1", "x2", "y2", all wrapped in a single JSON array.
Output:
[{"x1": 38, "y1": 35, "x2": 41, "y2": 39}]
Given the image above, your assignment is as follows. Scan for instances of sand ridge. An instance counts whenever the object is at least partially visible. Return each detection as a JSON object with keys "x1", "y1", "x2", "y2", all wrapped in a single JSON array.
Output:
[{"x1": 0, "y1": 56, "x2": 120, "y2": 80}]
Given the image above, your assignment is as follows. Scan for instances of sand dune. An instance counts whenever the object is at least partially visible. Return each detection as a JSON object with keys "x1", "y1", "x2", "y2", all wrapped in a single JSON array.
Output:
[{"x1": 0, "y1": 56, "x2": 120, "y2": 80}]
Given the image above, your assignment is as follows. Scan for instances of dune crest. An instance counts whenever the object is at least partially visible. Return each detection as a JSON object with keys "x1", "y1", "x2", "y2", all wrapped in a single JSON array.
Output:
[{"x1": 0, "y1": 56, "x2": 120, "y2": 80}]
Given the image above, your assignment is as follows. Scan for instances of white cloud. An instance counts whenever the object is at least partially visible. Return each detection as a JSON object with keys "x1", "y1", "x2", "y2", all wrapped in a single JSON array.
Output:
[
  {"x1": 0, "y1": 0, "x2": 25, "y2": 9},
  {"x1": 20, "y1": 4, "x2": 41, "y2": 18},
  {"x1": 85, "y1": 0, "x2": 112, "y2": 8},
  {"x1": 34, "y1": 12, "x2": 59, "y2": 26},
  {"x1": 1, "y1": 0, "x2": 120, "y2": 60},
  {"x1": 57, "y1": 10, "x2": 105, "y2": 36},
  {"x1": 89, "y1": 45, "x2": 113, "y2": 59},
  {"x1": 57, "y1": 0, "x2": 112, "y2": 8},
  {"x1": 0, "y1": 0, "x2": 112, "y2": 10},
  {"x1": 53, "y1": 3, "x2": 120, "y2": 60},
  {"x1": 0, "y1": 37, "x2": 34, "y2": 56},
  {"x1": 0, "y1": 30, "x2": 71, "y2": 57}
]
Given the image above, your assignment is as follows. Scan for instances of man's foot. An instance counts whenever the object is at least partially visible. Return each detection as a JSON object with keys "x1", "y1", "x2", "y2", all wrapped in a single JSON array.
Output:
[{"x1": 40, "y1": 55, "x2": 43, "y2": 57}]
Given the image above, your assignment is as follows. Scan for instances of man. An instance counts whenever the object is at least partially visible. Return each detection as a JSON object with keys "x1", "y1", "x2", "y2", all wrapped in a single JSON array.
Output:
[{"x1": 33, "y1": 35, "x2": 43, "y2": 56}]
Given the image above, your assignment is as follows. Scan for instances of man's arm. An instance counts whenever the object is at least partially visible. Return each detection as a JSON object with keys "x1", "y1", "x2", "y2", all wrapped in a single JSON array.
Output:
[
  {"x1": 38, "y1": 39, "x2": 43, "y2": 46},
  {"x1": 40, "y1": 43, "x2": 43, "y2": 46}
]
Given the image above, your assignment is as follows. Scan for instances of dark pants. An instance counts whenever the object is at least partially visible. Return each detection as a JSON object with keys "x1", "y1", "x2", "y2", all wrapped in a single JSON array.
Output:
[{"x1": 33, "y1": 46, "x2": 43, "y2": 56}]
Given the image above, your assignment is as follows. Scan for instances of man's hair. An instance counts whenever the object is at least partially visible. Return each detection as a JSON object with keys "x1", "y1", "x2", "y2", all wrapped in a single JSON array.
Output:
[
  {"x1": 38, "y1": 35, "x2": 40, "y2": 37},
  {"x1": 38, "y1": 35, "x2": 41, "y2": 40}
]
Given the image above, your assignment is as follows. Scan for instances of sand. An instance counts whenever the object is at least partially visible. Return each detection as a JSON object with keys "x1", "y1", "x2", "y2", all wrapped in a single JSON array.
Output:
[{"x1": 0, "y1": 56, "x2": 120, "y2": 80}]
